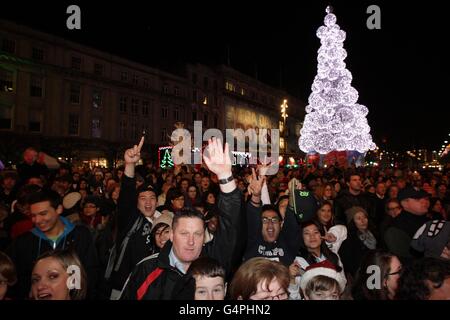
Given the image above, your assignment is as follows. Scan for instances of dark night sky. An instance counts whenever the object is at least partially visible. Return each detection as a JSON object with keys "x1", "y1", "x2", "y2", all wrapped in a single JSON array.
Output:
[{"x1": 1, "y1": 0, "x2": 448, "y2": 151}]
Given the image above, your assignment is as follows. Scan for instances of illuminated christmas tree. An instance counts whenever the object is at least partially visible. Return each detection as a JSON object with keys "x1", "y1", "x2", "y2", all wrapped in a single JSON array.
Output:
[
  {"x1": 298, "y1": 6, "x2": 376, "y2": 155},
  {"x1": 160, "y1": 149, "x2": 174, "y2": 169}
]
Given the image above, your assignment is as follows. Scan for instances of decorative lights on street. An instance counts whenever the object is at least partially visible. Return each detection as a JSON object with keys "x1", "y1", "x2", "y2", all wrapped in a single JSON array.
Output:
[
  {"x1": 281, "y1": 99, "x2": 288, "y2": 121},
  {"x1": 280, "y1": 99, "x2": 289, "y2": 158}
]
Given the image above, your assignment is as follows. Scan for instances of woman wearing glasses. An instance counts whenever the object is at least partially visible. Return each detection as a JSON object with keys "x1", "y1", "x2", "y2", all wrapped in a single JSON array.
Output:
[{"x1": 352, "y1": 250, "x2": 402, "y2": 300}]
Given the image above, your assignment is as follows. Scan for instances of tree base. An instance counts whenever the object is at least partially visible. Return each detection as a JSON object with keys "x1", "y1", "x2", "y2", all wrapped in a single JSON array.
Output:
[{"x1": 306, "y1": 150, "x2": 366, "y2": 168}]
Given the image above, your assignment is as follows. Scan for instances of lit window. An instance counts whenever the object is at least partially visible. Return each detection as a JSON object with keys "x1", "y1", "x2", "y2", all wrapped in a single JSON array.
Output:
[{"x1": 225, "y1": 81, "x2": 235, "y2": 92}]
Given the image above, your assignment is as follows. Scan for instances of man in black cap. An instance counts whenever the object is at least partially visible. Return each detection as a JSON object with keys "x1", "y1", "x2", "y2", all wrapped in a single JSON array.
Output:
[
  {"x1": 384, "y1": 186, "x2": 430, "y2": 261},
  {"x1": 333, "y1": 172, "x2": 376, "y2": 225},
  {"x1": 106, "y1": 136, "x2": 162, "y2": 299}
]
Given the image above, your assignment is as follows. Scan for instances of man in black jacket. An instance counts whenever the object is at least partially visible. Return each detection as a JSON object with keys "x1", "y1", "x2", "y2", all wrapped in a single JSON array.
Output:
[
  {"x1": 8, "y1": 189, "x2": 99, "y2": 299},
  {"x1": 107, "y1": 136, "x2": 162, "y2": 299},
  {"x1": 119, "y1": 137, "x2": 242, "y2": 300},
  {"x1": 384, "y1": 186, "x2": 430, "y2": 261},
  {"x1": 334, "y1": 172, "x2": 376, "y2": 225}
]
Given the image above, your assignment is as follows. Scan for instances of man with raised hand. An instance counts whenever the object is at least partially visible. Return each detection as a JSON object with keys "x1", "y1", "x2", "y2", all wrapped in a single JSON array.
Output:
[
  {"x1": 108, "y1": 135, "x2": 162, "y2": 299},
  {"x1": 119, "y1": 137, "x2": 242, "y2": 300}
]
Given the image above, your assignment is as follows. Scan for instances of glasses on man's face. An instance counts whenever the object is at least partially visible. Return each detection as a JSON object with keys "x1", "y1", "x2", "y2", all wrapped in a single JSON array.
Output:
[
  {"x1": 84, "y1": 204, "x2": 97, "y2": 209},
  {"x1": 388, "y1": 206, "x2": 401, "y2": 211},
  {"x1": 262, "y1": 217, "x2": 280, "y2": 224}
]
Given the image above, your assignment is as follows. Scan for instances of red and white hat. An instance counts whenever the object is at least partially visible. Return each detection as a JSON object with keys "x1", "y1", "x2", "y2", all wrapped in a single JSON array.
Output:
[{"x1": 299, "y1": 260, "x2": 346, "y2": 293}]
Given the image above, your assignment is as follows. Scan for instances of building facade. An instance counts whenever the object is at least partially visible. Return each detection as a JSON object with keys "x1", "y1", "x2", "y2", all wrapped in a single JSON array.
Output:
[{"x1": 0, "y1": 20, "x2": 305, "y2": 168}]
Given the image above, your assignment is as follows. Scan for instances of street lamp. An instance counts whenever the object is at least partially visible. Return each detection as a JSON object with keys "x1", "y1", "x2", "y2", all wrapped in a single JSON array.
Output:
[{"x1": 280, "y1": 99, "x2": 288, "y2": 163}]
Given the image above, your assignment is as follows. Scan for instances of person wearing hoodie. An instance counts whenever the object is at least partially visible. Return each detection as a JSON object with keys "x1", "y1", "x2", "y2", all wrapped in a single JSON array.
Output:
[{"x1": 7, "y1": 189, "x2": 99, "y2": 299}]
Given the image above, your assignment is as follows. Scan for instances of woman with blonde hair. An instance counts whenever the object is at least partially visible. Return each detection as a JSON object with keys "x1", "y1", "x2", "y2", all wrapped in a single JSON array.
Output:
[{"x1": 31, "y1": 250, "x2": 87, "y2": 300}]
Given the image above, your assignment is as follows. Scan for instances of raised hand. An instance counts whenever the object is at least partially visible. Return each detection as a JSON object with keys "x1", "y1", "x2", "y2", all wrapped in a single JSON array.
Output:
[
  {"x1": 203, "y1": 137, "x2": 232, "y2": 179},
  {"x1": 248, "y1": 168, "x2": 265, "y2": 196},
  {"x1": 124, "y1": 136, "x2": 144, "y2": 165},
  {"x1": 258, "y1": 155, "x2": 279, "y2": 176},
  {"x1": 257, "y1": 157, "x2": 271, "y2": 177}
]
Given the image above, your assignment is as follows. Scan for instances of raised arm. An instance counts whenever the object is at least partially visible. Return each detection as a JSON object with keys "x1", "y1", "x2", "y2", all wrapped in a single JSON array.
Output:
[
  {"x1": 124, "y1": 136, "x2": 144, "y2": 179},
  {"x1": 246, "y1": 168, "x2": 266, "y2": 242},
  {"x1": 257, "y1": 161, "x2": 271, "y2": 205},
  {"x1": 203, "y1": 138, "x2": 242, "y2": 272},
  {"x1": 203, "y1": 137, "x2": 235, "y2": 193},
  {"x1": 117, "y1": 136, "x2": 145, "y2": 235}
]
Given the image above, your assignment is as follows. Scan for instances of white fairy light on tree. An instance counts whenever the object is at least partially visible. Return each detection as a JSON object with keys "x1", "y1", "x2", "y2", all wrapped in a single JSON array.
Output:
[{"x1": 299, "y1": 6, "x2": 376, "y2": 155}]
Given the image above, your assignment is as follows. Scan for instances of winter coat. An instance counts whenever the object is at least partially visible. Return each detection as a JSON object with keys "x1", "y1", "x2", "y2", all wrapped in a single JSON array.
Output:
[
  {"x1": 108, "y1": 175, "x2": 160, "y2": 293},
  {"x1": 119, "y1": 187, "x2": 242, "y2": 300}
]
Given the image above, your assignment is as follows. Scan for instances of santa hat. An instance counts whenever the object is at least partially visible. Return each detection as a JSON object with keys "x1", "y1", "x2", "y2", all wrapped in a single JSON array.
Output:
[{"x1": 299, "y1": 260, "x2": 346, "y2": 293}]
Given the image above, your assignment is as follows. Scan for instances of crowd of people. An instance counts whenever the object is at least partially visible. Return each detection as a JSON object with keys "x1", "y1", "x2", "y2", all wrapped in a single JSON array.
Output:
[{"x1": 0, "y1": 141, "x2": 449, "y2": 300}]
